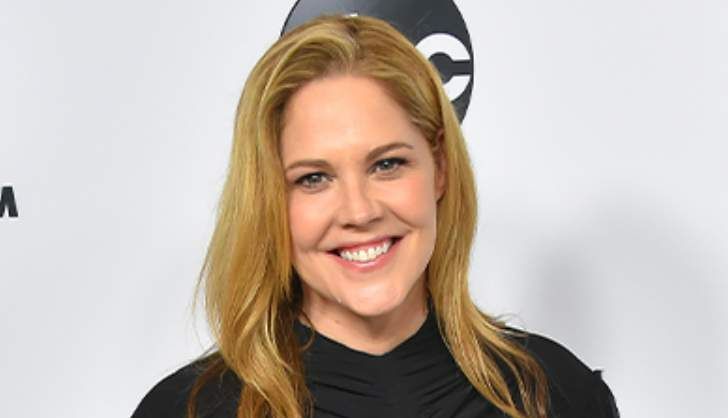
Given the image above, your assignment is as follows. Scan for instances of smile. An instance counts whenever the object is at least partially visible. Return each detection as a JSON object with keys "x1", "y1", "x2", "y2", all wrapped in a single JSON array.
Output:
[
  {"x1": 338, "y1": 238, "x2": 393, "y2": 262},
  {"x1": 327, "y1": 236, "x2": 403, "y2": 272}
]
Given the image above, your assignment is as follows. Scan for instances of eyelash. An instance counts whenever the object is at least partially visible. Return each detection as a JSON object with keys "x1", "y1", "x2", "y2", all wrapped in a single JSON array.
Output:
[{"x1": 294, "y1": 157, "x2": 409, "y2": 190}]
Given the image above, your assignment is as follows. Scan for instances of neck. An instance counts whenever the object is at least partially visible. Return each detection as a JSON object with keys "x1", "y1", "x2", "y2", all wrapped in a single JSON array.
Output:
[{"x1": 299, "y1": 284, "x2": 430, "y2": 356}]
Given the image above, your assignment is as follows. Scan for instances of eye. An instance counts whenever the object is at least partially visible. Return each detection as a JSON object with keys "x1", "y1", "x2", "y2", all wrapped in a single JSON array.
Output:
[
  {"x1": 373, "y1": 157, "x2": 408, "y2": 174},
  {"x1": 294, "y1": 172, "x2": 329, "y2": 190}
]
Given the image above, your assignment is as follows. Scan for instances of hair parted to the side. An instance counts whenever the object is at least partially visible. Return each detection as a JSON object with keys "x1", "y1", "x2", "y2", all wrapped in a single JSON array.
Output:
[{"x1": 189, "y1": 14, "x2": 549, "y2": 418}]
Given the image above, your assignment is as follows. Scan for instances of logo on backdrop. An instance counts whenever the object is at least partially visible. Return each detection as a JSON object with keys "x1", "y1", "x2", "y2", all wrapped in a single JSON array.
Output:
[
  {"x1": 282, "y1": 0, "x2": 474, "y2": 122},
  {"x1": 1, "y1": 186, "x2": 18, "y2": 218}
]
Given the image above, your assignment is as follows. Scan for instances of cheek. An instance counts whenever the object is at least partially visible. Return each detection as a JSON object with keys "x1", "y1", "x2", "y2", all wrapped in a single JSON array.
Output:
[
  {"x1": 288, "y1": 193, "x2": 330, "y2": 250},
  {"x1": 387, "y1": 173, "x2": 438, "y2": 223}
]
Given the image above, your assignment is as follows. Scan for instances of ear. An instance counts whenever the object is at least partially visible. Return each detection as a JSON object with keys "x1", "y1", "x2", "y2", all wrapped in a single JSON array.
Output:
[{"x1": 433, "y1": 130, "x2": 447, "y2": 201}]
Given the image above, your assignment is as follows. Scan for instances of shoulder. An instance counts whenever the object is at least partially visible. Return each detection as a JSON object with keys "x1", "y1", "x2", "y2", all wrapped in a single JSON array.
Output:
[
  {"x1": 132, "y1": 355, "x2": 241, "y2": 418},
  {"x1": 508, "y1": 329, "x2": 620, "y2": 418}
]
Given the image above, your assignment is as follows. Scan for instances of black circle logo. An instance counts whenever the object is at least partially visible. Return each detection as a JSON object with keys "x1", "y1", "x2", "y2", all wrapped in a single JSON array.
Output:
[{"x1": 282, "y1": 0, "x2": 474, "y2": 122}]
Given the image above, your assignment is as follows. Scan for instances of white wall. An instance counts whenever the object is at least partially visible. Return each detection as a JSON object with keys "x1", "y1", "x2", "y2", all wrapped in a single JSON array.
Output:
[{"x1": 1, "y1": 1, "x2": 725, "y2": 417}]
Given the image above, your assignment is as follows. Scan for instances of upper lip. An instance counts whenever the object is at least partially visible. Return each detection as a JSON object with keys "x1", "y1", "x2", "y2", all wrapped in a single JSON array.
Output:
[{"x1": 330, "y1": 235, "x2": 400, "y2": 252}]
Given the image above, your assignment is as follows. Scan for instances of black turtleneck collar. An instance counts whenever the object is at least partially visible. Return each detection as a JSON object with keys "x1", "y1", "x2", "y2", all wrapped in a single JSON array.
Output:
[{"x1": 292, "y1": 305, "x2": 502, "y2": 418}]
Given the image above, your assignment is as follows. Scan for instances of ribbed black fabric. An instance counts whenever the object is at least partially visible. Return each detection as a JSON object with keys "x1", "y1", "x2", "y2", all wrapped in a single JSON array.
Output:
[
  {"x1": 294, "y1": 309, "x2": 502, "y2": 417},
  {"x1": 132, "y1": 308, "x2": 619, "y2": 418}
]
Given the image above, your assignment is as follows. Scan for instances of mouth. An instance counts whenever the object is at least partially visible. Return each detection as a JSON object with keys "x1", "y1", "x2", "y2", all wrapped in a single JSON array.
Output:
[{"x1": 327, "y1": 236, "x2": 403, "y2": 263}]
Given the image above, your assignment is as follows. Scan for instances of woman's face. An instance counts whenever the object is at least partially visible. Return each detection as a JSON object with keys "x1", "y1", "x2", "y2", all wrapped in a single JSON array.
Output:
[{"x1": 280, "y1": 74, "x2": 445, "y2": 320}]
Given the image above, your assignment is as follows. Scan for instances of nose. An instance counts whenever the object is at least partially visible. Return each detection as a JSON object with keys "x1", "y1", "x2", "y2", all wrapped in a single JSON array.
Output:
[{"x1": 335, "y1": 176, "x2": 383, "y2": 228}]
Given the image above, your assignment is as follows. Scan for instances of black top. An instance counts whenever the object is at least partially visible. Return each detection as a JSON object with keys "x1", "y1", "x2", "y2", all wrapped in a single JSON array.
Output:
[{"x1": 132, "y1": 309, "x2": 619, "y2": 418}]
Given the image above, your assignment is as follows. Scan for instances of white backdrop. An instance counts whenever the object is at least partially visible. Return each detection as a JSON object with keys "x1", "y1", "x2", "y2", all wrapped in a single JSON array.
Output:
[{"x1": 1, "y1": 1, "x2": 726, "y2": 417}]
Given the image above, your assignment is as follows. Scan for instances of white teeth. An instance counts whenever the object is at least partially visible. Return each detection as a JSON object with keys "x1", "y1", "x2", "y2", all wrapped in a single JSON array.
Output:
[{"x1": 338, "y1": 239, "x2": 393, "y2": 262}]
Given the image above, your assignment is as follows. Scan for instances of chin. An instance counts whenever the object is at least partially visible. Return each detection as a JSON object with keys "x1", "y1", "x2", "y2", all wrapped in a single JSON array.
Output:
[
  {"x1": 343, "y1": 287, "x2": 409, "y2": 319},
  {"x1": 346, "y1": 302, "x2": 394, "y2": 319}
]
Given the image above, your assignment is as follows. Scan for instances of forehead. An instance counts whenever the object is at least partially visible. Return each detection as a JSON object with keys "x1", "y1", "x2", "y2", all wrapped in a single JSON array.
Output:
[{"x1": 279, "y1": 75, "x2": 423, "y2": 161}]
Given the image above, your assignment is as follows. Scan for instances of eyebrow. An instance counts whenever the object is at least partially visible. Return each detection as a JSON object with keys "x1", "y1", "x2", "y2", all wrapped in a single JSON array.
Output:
[{"x1": 284, "y1": 141, "x2": 414, "y2": 173}]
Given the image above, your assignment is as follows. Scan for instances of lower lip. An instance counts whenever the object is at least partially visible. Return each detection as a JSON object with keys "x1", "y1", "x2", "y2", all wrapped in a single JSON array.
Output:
[{"x1": 328, "y1": 237, "x2": 402, "y2": 273}]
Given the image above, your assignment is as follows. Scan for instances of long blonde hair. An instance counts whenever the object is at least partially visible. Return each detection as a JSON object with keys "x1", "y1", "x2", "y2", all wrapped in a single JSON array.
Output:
[{"x1": 189, "y1": 14, "x2": 549, "y2": 418}]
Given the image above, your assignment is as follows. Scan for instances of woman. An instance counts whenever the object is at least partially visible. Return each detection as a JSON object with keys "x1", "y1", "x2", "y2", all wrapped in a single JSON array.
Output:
[{"x1": 133, "y1": 15, "x2": 619, "y2": 418}]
